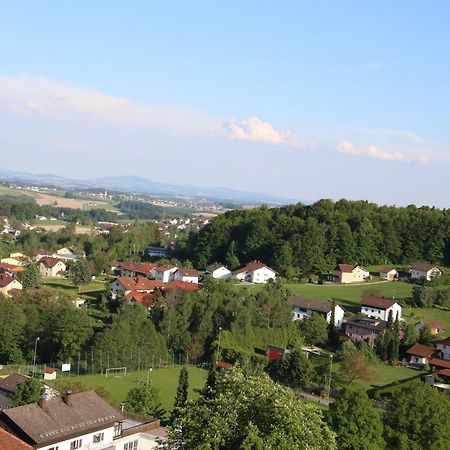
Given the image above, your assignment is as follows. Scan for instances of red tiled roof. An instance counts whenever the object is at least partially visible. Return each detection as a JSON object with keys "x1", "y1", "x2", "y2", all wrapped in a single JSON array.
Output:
[
  {"x1": 361, "y1": 295, "x2": 399, "y2": 310},
  {"x1": 39, "y1": 257, "x2": 64, "y2": 268},
  {"x1": 43, "y1": 366, "x2": 56, "y2": 374},
  {"x1": 406, "y1": 343, "x2": 435, "y2": 358},
  {"x1": 429, "y1": 358, "x2": 450, "y2": 369},
  {"x1": 411, "y1": 262, "x2": 440, "y2": 272},
  {"x1": 335, "y1": 263, "x2": 360, "y2": 273},
  {"x1": 0, "y1": 262, "x2": 24, "y2": 273},
  {"x1": 116, "y1": 277, "x2": 163, "y2": 291},
  {"x1": 0, "y1": 427, "x2": 33, "y2": 450},
  {"x1": 233, "y1": 261, "x2": 274, "y2": 275},
  {"x1": 117, "y1": 262, "x2": 156, "y2": 273},
  {"x1": 216, "y1": 360, "x2": 232, "y2": 369},
  {"x1": 437, "y1": 369, "x2": 450, "y2": 378},
  {"x1": 420, "y1": 320, "x2": 445, "y2": 331},
  {"x1": 126, "y1": 291, "x2": 157, "y2": 308},
  {"x1": 379, "y1": 267, "x2": 397, "y2": 273},
  {"x1": 166, "y1": 280, "x2": 200, "y2": 291},
  {"x1": 0, "y1": 275, "x2": 17, "y2": 288},
  {"x1": 155, "y1": 265, "x2": 177, "y2": 273},
  {"x1": 177, "y1": 268, "x2": 199, "y2": 277}
]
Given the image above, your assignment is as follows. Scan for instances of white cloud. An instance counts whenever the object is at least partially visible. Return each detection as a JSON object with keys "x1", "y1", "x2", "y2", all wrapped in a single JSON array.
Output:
[
  {"x1": 224, "y1": 116, "x2": 308, "y2": 148},
  {"x1": 336, "y1": 140, "x2": 430, "y2": 164}
]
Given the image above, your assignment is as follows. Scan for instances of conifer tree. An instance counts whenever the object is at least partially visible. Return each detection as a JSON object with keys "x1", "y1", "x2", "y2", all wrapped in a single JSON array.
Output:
[{"x1": 171, "y1": 366, "x2": 189, "y2": 422}]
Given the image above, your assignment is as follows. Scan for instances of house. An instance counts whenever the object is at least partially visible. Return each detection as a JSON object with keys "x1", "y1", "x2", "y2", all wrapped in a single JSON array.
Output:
[
  {"x1": 126, "y1": 291, "x2": 157, "y2": 309},
  {"x1": 54, "y1": 247, "x2": 82, "y2": 263},
  {"x1": 205, "y1": 263, "x2": 232, "y2": 280},
  {"x1": 0, "y1": 427, "x2": 33, "y2": 450},
  {"x1": 115, "y1": 262, "x2": 156, "y2": 278},
  {"x1": 379, "y1": 267, "x2": 398, "y2": 281},
  {"x1": 267, "y1": 345, "x2": 291, "y2": 362},
  {"x1": 289, "y1": 296, "x2": 345, "y2": 328},
  {"x1": 0, "y1": 257, "x2": 25, "y2": 267},
  {"x1": 406, "y1": 343, "x2": 435, "y2": 367},
  {"x1": 0, "y1": 373, "x2": 30, "y2": 410},
  {"x1": 415, "y1": 320, "x2": 445, "y2": 335},
  {"x1": 174, "y1": 268, "x2": 199, "y2": 284},
  {"x1": 43, "y1": 367, "x2": 57, "y2": 381},
  {"x1": 410, "y1": 263, "x2": 442, "y2": 282},
  {"x1": 233, "y1": 261, "x2": 277, "y2": 284},
  {"x1": 143, "y1": 246, "x2": 170, "y2": 258},
  {"x1": 0, "y1": 390, "x2": 164, "y2": 449},
  {"x1": 110, "y1": 277, "x2": 164, "y2": 298},
  {"x1": 154, "y1": 266, "x2": 178, "y2": 283},
  {"x1": 344, "y1": 316, "x2": 387, "y2": 345},
  {"x1": 0, "y1": 262, "x2": 24, "y2": 276},
  {"x1": 38, "y1": 257, "x2": 67, "y2": 278},
  {"x1": 0, "y1": 275, "x2": 23, "y2": 297},
  {"x1": 334, "y1": 264, "x2": 369, "y2": 284},
  {"x1": 436, "y1": 337, "x2": 450, "y2": 361},
  {"x1": 32, "y1": 249, "x2": 53, "y2": 261},
  {"x1": 360, "y1": 296, "x2": 402, "y2": 321}
]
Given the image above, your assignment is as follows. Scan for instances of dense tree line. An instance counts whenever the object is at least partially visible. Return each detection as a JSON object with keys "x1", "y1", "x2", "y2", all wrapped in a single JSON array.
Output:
[
  {"x1": 187, "y1": 199, "x2": 450, "y2": 276},
  {"x1": 117, "y1": 200, "x2": 164, "y2": 219}
]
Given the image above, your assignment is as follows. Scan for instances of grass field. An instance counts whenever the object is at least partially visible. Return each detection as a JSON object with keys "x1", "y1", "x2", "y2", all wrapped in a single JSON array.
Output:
[{"x1": 56, "y1": 366, "x2": 208, "y2": 412}]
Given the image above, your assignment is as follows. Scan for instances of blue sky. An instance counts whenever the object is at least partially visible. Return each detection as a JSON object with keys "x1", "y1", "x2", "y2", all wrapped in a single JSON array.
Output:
[{"x1": 0, "y1": 1, "x2": 449, "y2": 205}]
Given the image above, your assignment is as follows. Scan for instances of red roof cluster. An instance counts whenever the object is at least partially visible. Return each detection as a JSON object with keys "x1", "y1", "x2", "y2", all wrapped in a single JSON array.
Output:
[
  {"x1": 116, "y1": 277, "x2": 164, "y2": 291},
  {"x1": 166, "y1": 280, "x2": 200, "y2": 292},
  {"x1": 117, "y1": 262, "x2": 156, "y2": 273},
  {"x1": 126, "y1": 291, "x2": 157, "y2": 308},
  {"x1": 176, "y1": 268, "x2": 199, "y2": 277},
  {"x1": 361, "y1": 295, "x2": 399, "y2": 310}
]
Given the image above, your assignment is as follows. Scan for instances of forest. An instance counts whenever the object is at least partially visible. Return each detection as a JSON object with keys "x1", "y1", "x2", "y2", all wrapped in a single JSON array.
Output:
[{"x1": 187, "y1": 199, "x2": 450, "y2": 276}]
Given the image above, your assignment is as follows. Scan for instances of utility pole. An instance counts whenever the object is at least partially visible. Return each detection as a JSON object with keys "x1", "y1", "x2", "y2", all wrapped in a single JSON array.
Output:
[
  {"x1": 216, "y1": 327, "x2": 223, "y2": 365},
  {"x1": 32, "y1": 337, "x2": 40, "y2": 378},
  {"x1": 327, "y1": 354, "x2": 333, "y2": 399}
]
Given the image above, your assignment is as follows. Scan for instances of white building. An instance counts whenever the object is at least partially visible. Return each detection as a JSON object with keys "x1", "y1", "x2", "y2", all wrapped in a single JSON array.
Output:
[
  {"x1": 360, "y1": 296, "x2": 402, "y2": 321},
  {"x1": 289, "y1": 296, "x2": 345, "y2": 328},
  {"x1": 154, "y1": 266, "x2": 178, "y2": 283},
  {"x1": 205, "y1": 263, "x2": 232, "y2": 280},
  {"x1": 379, "y1": 267, "x2": 398, "y2": 281},
  {"x1": 406, "y1": 343, "x2": 435, "y2": 367},
  {"x1": 174, "y1": 268, "x2": 199, "y2": 284},
  {"x1": 334, "y1": 264, "x2": 370, "y2": 284},
  {"x1": 436, "y1": 337, "x2": 450, "y2": 361},
  {"x1": 233, "y1": 261, "x2": 277, "y2": 284},
  {"x1": 0, "y1": 390, "x2": 164, "y2": 450},
  {"x1": 410, "y1": 263, "x2": 442, "y2": 282},
  {"x1": 38, "y1": 257, "x2": 67, "y2": 278}
]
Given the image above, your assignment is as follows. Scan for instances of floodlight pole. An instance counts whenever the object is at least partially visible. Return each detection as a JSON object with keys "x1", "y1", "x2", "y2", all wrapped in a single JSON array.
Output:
[
  {"x1": 327, "y1": 354, "x2": 333, "y2": 398},
  {"x1": 216, "y1": 327, "x2": 223, "y2": 365},
  {"x1": 32, "y1": 337, "x2": 40, "y2": 378}
]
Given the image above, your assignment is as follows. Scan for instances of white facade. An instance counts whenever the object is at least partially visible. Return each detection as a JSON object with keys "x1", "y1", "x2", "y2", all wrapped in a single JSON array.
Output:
[
  {"x1": 409, "y1": 355, "x2": 428, "y2": 366},
  {"x1": 235, "y1": 267, "x2": 276, "y2": 284},
  {"x1": 411, "y1": 267, "x2": 442, "y2": 282},
  {"x1": 380, "y1": 269, "x2": 398, "y2": 280},
  {"x1": 155, "y1": 267, "x2": 177, "y2": 283},
  {"x1": 207, "y1": 266, "x2": 232, "y2": 280},
  {"x1": 292, "y1": 304, "x2": 345, "y2": 328},
  {"x1": 437, "y1": 342, "x2": 450, "y2": 361},
  {"x1": 39, "y1": 260, "x2": 67, "y2": 278},
  {"x1": 361, "y1": 302, "x2": 402, "y2": 321}
]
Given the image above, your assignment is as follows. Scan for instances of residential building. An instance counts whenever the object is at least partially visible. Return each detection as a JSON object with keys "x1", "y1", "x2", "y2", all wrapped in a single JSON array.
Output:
[
  {"x1": 0, "y1": 390, "x2": 164, "y2": 450},
  {"x1": 110, "y1": 277, "x2": 164, "y2": 298},
  {"x1": 115, "y1": 262, "x2": 156, "y2": 278},
  {"x1": 344, "y1": 316, "x2": 387, "y2": 344},
  {"x1": 436, "y1": 337, "x2": 450, "y2": 361},
  {"x1": 154, "y1": 266, "x2": 178, "y2": 283},
  {"x1": 38, "y1": 257, "x2": 67, "y2": 278},
  {"x1": 233, "y1": 261, "x2": 277, "y2": 284},
  {"x1": 0, "y1": 257, "x2": 25, "y2": 267},
  {"x1": 410, "y1": 263, "x2": 442, "y2": 282},
  {"x1": 334, "y1": 264, "x2": 369, "y2": 284},
  {"x1": 126, "y1": 291, "x2": 157, "y2": 310},
  {"x1": 415, "y1": 320, "x2": 445, "y2": 335},
  {"x1": 204, "y1": 263, "x2": 232, "y2": 280},
  {"x1": 379, "y1": 267, "x2": 398, "y2": 281},
  {"x1": 360, "y1": 296, "x2": 402, "y2": 321},
  {"x1": 0, "y1": 262, "x2": 24, "y2": 276},
  {"x1": 174, "y1": 268, "x2": 199, "y2": 284},
  {"x1": 0, "y1": 275, "x2": 23, "y2": 297},
  {"x1": 54, "y1": 247, "x2": 81, "y2": 262},
  {"x1": 0, "y1": 374, "x2": 30, "y2": 410},
  {"x1": 43, "y1": 367, "x2": 57, "y2": 381},
  {"x1": 0, "y1": 427, "x2": 33, "y2": 450},
  {"x1": 406, "y1": 343, "x2": 435, "y2": 367},
  {"x1": 289, "y1": 296, "x2": 345, "y2": 327}
]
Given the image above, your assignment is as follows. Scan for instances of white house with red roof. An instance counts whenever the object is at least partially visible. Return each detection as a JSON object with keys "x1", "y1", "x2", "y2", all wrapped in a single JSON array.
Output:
[
  {"x1": 110, "y1": 277, "x2": 164, "y2": 298},
  {"x1": 379, "y1": 267, "x2": 398, "y2": 281},
  {"x1": 0, "y1": 275, "x2": 23, "y2": 297},
  {"x1": 410, "y1": 262, "x2": 442, "y2": 282},
  {"x1": 115, "y1": 262, "x2": 156, "y2": 278},
  {"x1": 406, "y1": 343, "x2": 435, "y2": 367},
  {"x1": 38, "y1": 257, "x2": 67, "y2": 278},
  {"x1": 174, "y1": 268, "x2": 199, "y2": 284},
  {"x1": 233, "y1": 261, "x2": 277, "y2": 284},
  {"x1": 334, "y1": 264, "x2": 369, "y2": 284},
  {"x1": 436, "y1": 337, "x2": 450, "y2": 361},
  {"x1": 205, "y1": 262, "x2": 232, "y2": 280},
  {"x1": 360, "y1": 295, "x2": 402, "y2": 321},
  {"x1": 415, "y1": 320, "x2": 445, "y2": 336},
  {"x1": 154, "y1": 266, "x2": 178, "y2": 283}
]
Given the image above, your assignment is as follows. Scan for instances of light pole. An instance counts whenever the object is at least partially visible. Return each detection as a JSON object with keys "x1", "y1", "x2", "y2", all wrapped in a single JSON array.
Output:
[
  {"x1": 327, "y1": 354, "x2": 333, "y2": 399},
  {"x1": 216, "y1": 327, "x2": 223, "y2": 365},
  {"x1": 32, "y1": 337, "x2": 40, "y2": 378}
]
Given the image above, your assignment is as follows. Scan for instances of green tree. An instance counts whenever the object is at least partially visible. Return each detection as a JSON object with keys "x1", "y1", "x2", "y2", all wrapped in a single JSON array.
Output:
[
  {"x1": 282, "y1": 347, "x2": 314, "y2": 385},
  {"x1": 165, "y1": 368, "x2": 336, "y2": 449},
  {"x1": 0, "y1": 295, "x2": 25, "y2": 364},
  {"x1": 384, "y1": 380, "x2": 450, "y2": 450},
  {"x1": 225, "y1": 240, "x2": 240, "y2": 270},
  {"x1": 341, "y1": 352, "x2": 374, "y2": 386},
  {"x1": 125, "y1": 382, "x2": 165, "y2": 419},
  {"x1": 19, "y1": 262, "x2": 40, "y2": 290},
  {"x1": 328, "y1": 387, "x2": 385, "y2": 450},
  {"x1": 297, "y1": 313, "x2": 328, "y2": 346},
  {"x1": 12, "y1": 379, "x2": 43, "y2": 407},
  {"x1": 171, "y1": 366, "x2": 189, "y2": 422},
  {"x1": 69, "y1": 259, "x2": 91, "y2": 288}
]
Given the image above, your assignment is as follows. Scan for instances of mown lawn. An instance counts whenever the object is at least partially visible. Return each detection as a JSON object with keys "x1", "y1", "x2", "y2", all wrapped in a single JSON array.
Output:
[{"x1": 56, "y1": 366, "x2": 208, "y2": 412}]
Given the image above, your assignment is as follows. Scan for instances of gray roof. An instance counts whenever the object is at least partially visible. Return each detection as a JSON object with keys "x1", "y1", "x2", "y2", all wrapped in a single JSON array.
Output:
[
  {"x1": 1, "y1": 391, "x2": 122, "y2": 445},
  {"x1": 289, "y1": 296, "x2": 337, "y2": 314},
  {"x1": 344, "y1": 316, "x2": 387, "y2": 332}
]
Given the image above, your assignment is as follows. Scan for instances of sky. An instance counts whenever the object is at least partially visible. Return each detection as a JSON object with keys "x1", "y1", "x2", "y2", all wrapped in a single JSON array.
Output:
[{"x1": 1, "y1": 1, "x2": 450, "y2": 206}]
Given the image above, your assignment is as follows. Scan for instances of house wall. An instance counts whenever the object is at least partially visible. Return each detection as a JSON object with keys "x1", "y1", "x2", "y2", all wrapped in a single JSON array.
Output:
[
  {"x1": 251, "y1": 267, "x2": 276, "y2": 284},
  {"x1": 437, "y1": 344, "x2": 450, "y2": 361},
  {"x1": 409, "y1": 355, "x2": 427, "y2": 366},
  {"x1": 0, "y1": 279, "x2": 23, "y2": 297},
  {"x1": 114, "y1": 431, "x2": 160, "y2": 450},
  {"x1": 361, "y1": 303, "x2": 402, "y2": 321},
  {"x1": 155, "y1": 268, "x2": 177, "y2": 283},
  {"x1": 39, "y1": 262, "x2": 66, "y2": 278},
  {"x1": 345, "y1": 325, "x2": 380, "y2": 344},
  {"x1": 0, "y1": 390, "x2": 12, "y2": 410},
  {"x1": 176, "y1": 275, "x2": 198, "y2": 284},
  {"x1": 208, "y1": 267, "x2": 231, "y2": 280},
  {"x1": 338, "y1": 267, "x2": 367, "y2": 284}
]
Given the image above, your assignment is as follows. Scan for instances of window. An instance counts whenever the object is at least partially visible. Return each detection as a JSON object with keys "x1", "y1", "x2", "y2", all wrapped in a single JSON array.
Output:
[
  {"x1": 114, "y1": 422, "x2": 123, "y2": 438},
  {"x1": 93, "y1": 432, "x2": 104, "y2": 443},
  {"x1": 70, "y1": 439, "x2": 82, "y2": 450},
  {"x1": 124, "y1": 440, "x2": 138, "y2": 450},
  {"x1": 48, "y1": 447, "x2": 59, "y2": 450}
]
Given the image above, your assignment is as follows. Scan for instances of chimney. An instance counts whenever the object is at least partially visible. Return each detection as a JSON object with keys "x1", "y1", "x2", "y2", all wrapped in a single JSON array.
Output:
[
  {"x1": 62, "y1": 389, "x2": 73, "y2": 406},
  {"x1": 38, "y1": 392, "x2": 49, "y2": 409}
]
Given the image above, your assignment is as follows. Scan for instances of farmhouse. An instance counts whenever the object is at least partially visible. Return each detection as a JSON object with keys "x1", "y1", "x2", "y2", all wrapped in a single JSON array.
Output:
[
  {"x1": 233, "y1": 261, "x2": 277, "y2": 284},
  {"x1": 379, "y1": 267, "x2": 398, "y2": 281},
  {"x1": 0, "y1": 390, "x2": 164, "y2": 449},
  {"x1": 410, "y1": 262, "x2": 442, "y2": 282},
  {"x1": 334, "y1": 264, "x2": 369, "y2": 284},
  {"x1": 415, "y1": 320, "x2": 445, "y2": 335},
  {"x1": 205, "y1": 262, "x2": 232, "y2": 280},
  {"x1": 154, "y1": 266, "x2": 178, "y2": 283},
  {"x1": 0, "y1": 275, "x2": 23, "y2": 297},
  {"x1": 406, "y1": 343, "x2": 435, "y2": 367},
  {"x1": 110, "y1": 277, "x2": 164, "y2": 298},
  {"x1": 344, "y1": 316, "x2": 387, "y2": 344},
  {"x1": 360, "y1": 296, "x2": 402, "y2": 321},
  {"x1": 38, "y1": 257, "x2": 67, "y2": 278},
  {"x1": 174, "y1": 268, "x2": 199, "y2": 284},
  {"x1": 289, "y1": 296, "x2": 345, "y2": 327}
]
